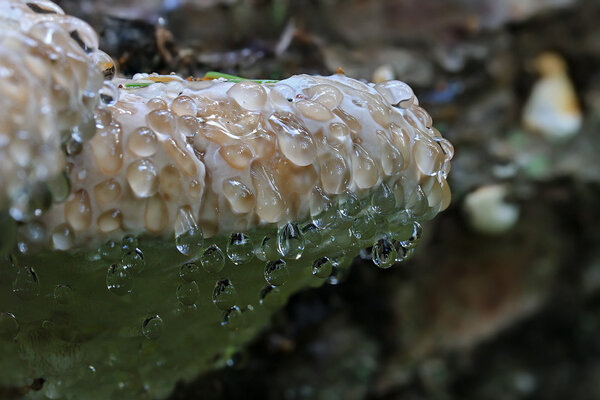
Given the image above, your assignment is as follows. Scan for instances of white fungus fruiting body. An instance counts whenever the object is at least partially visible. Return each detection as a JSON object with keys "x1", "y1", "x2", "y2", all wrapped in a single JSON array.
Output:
[
  {"x1": 464, "y1": 184, "x2": 519, "y2": 235},
  {"x1": 36, "y1": 73, "x2": 453, "y2": 249}
]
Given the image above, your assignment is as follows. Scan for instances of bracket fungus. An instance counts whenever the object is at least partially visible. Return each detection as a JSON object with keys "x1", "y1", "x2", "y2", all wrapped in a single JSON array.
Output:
[{"x1": 0, "y1": 1, "x2": 453, "y2": 398}]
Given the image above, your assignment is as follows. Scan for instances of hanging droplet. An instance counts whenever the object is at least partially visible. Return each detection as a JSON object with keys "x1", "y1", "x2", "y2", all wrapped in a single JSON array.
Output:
[
  {"x1": 312, "y1": 257, "x2": 333, "y2": 278},
  {"x1": 311, "y1": 188, "x2": 339, "y2": 229},
  {"x1": 226, "y1": 233, "x2": 254, "y2": 265},
  {"x1": 106, "y1": 263, "x2": 133, "y2": 296},
  {"x1": 121, "y1": 235, "x2": 139, "y2": 253},
  {"x1": 200, "y1": 245, "x2": 225, "y2": 274},
  {"x1": 176, "y1": 281, "x2": 199, "y2": 306},
  {"x1": 259, "y1": 285, "x2": 284, "y2": 309},
  {"x1": 370, "y1": 183, "x2": 396, "y2": 215},
  {"x1": 212, "y1": 279, "x2": 237, "y2": 310},
  {"x1": 12, "y1": 266, "x2": 40, "y2": 301},
  {"x1": 264, "y1": 260, "x2": 289, "y2": 287},
  {"x1": 0, "y1": 312, "x2": 19, "y2": 340},
  {"x1": 142, "y1": 315, "x2": 164, "y2": 340},
  {"x1": 121, "y1": 248, "x2": 145, "y2": 274},
  {"x1": 175, "y1": 227, "x2": 203, "y2": 257},
  {"x1": 179, "y1": 262, "x2": 202, "y2": 282},
  {"x1": 255, "y1": 235, "x2": 280, "y2": 262},
  {"x1": 372, "y1": 238, "x2": 397, "y2": 269},
  {"x1": 47, "y1": 172, "x2": 71, "y2": 203},
  {"x1": 392, "y1": 240, "x2": 414, "y2": 263},
  {"x1": 100, "y1": 80, "x2": 119, "y2": 106},
  {"x1": 277, "y1": 222, "x2": 305, "y2": 260},
  {"x1": 401, "y1": 222, "x2": 423, "y2": 249},
  {"x1": 301, "y1": 223, "x2": 322, "y2": 248}
]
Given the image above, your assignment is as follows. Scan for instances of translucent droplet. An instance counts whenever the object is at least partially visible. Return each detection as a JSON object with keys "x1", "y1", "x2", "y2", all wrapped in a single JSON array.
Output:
[
  {"x1": 338, "y1": 191, "x2": 362, "y2": 218},
  {"x1": 142, "y1": 315, "x2": 163, "y2": 340},
  {"x1": 200, "y1": 245, "x2": 225, "y2": 273},
  {"x1": 47, "y1": 172, "x2": 71, "y2": 203},
  {"x1": 54, "y1": 284, "x2": 74, "y2": 305},
  {"x1": 372, "y1": 238, "x2": 397, "y2": 269},
  {"x1": 392, "y1": 240, "x2": 414, "y2": 263},
  {"x1": 221, "y1": 306, "x2": 244, "y2": 329},
  {"x1": 176, "y1": 281, "x2": 199, "y2": 306},
  {"x1": 180, "y1": 262, "x2": 202, "y2": 282},
  {"x1": 106, "y1": 263, "x2": 132, "y2": 296},
  {"x1": 370, "y1": 183, "x2": 396, "y2": 215},
  {"x1": 17, "y1": 221, "x2": 47, "y2": 255},
  {"x1": 255, "y1": 235, "x2": 280, "y2": 262},
  {"x1": 400, "y1": 222, "x2": 423, "y2": 249},
  {"x1": 312, "y1": 257, "x2": 333, "y2": 278},
  {"x1": 9, "y1": 183, "x2": 53, "y2": 221},
  {"x1": 12, "y1": 266, "x2": 39, "y2": 301},
  {"x1": 0, "y1": 312, "x2": 19, "y2": 340},
  {"x1": 175, "y1": 227, "x2": 203, "y2": 256},
  {"x1": 277, "y1": 222, "x2": 304, "y2": 260},
  {"x1": 301, "y1": 223, "x2": 322, "y2": 247},
  {"x1": 264, "y1": 260, "x2": 289, "y2": 286},
  {"x1": 311, "y1": 189, "x2": 339, "y2": 229},
  {"x1": 99, "y1": 240, "x2": 120, "y2": 261},
  {"x1": 212, "y1": 279, "x2": 237, "y2": 310},
  {"x1": 259, "y1": 285, "x2": 284, "y2": 309},
  {"x1": 122, "y1": 248, "x2": 145, "y2": 274},
  {"x1": 351, "y1": 213, "x2": 377, "y2": 241},
  {"x1": 226, "y1": 233, "x2": 254, "y2": 265},
  {"x1": 100, "y1": 80, "x2": 119, "y2": 106},
  {"x1": 121, "y1": 235, "x2": 138, "y2": 253}
]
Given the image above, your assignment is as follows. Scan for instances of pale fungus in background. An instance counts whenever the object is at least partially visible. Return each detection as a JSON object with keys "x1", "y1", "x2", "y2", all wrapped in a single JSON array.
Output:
[
  {"x1": 463, "y1": 184, "x2": 519, "y2": 235},
  {"x1": 0, "y1": 1, "x2": 455, "y2": 399}
]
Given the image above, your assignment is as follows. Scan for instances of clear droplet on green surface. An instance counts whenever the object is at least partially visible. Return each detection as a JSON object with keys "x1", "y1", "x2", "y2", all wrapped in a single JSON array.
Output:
[
  {"x1": 121, "y1": 248, "x2": 145, "y2": 274},
  {"x1": 277, "y1": 222, "x2": 304, "y2": 260},
  {"x1": 176, "y1": 281, "x2": 199, "y2": 306},
  {"x1": 212, "y1": 279, "x2": 237, "y2": 310},
  {"x1": 255, "y1": 235, "x2": 280, "y2": 262},
  {"x1": 372, "y1": 237, "x2": 397, "y2": 269},
  {"x1": 142, "y1": 315, "x2": 164, "y2": 340},
  {"x1": 312, "y1": 257, "x2": 333, "y2": 278},
  {"x1": 401, "y1": 221, "x2": 423, "y2": 249},
  {"x1": 175, "y1": 227, "x2": 203, "y2": 256},
  {"x1": 106, "y1": 263, "x2": 133, "y2": 296},
  {"x1": 179, "y1": 262, "x2": 202, "y2": 282},
  {"x1": 226, "y1": 233, "x2": 254, "y2": 265},
  {"x1": 351, "y1": 213, "x2": 377, "y2": 241},
  {"x1": 99, "y1": 239, "x2": 120, "y2": 261},
  {"x1": 338, "y1": 191, "x2": 362, "y2": 217},
  {"x1": 221, "y1": 306, "x2": 244, "y2": 329},
  {"x1": 264, "y1": 260, "x2": 289, "y2": 287},
  {"x1": 200, "y1": 244, "x2": 225, "y2": 273},
  {"x1": 259, "y1": 285, "x2": 284, "y2": 309},
  {"x1": 54, "y1": 284, "x2": 74, "y2": 305},
  {"x1": 121, "y1": 235, "x2": 139, "y2": 253}
]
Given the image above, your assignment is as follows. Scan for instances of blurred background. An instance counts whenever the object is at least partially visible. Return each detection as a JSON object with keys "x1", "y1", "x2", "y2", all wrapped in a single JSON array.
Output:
[{"x1": 56, "y1": 0, "x2": 600, "y2": 398}]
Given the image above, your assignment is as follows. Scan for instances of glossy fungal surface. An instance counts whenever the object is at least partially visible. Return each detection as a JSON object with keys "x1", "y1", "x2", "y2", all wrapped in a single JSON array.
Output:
[{"x1": 0, "y1": 1, "x2": 453, "y2": 398}]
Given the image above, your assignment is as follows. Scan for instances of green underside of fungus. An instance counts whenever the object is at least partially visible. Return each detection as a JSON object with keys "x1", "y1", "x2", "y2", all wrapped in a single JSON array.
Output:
[{"x1": 0, "y1": 1, "x2": 453, "y2": 399}]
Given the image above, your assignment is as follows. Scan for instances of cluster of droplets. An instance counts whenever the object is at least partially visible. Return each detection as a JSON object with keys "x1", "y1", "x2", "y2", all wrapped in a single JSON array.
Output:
[{"x1": 0, "y1": 0, "x2": 118, "y2": 256}]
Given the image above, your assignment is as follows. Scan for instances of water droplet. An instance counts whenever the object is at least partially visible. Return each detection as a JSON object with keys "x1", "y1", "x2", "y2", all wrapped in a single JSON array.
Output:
[
  {"x1": 180, "y1": 262, "x2": 202, "y2": 282},
  {"x1": 226, "y1": 233, "x2": 254, "y2": 265},
  {"x1": 259, "y1": 285, "x2": 284, "y2": 309},
  {"x1": 142, "y1": 315, "x2": 163, "y2": 340},
  {"x1": 401, "y1": 222, "x2": 423, "y2": 249},
  {"x1": 277, "y1": 222, "x2": 304, "y2": 260},
  {"x1": 175, "y1": 227, "x2": 203, "y2": 256},
  {"x1": 121, "y1": 248, "x2": 145, "y2": 274},
  {"x1": 200, "y1": 245, "x2": 225, "y2": 273},
  {"x1": 338, "y1": 191, "x2": 362, "y2": 218},
  {"x1": 9, "y1": 183, "x2": 52, "y2": 221},
  {"x1": 100, "y1": 80, "x2": 119, "y2": 106},
  {"x1": 212, "y1": 279, "x2": 237, "y2": 310},
  {"x1": 351, "y1": 213, "x2": 377, "y2": 241},
  {"x1": 99, "y1": 240, "x2": 120, "y2": 261},
  {"x1": 264, "y1": 260, "x2": 289, "y2": 286},
  {"x1": 312, "y1": 257, "x2": 333, "y2": 278},
  {"x1": 370, "y1": 183, "x2": 396, "y2": 215},
  {"x1": 392, "y1": 240, "x2": 415, "y2": 263},
  {"x1": 255, "y1": 235, "x2": 280, "y2": 262},
  {"x1": 121, "y1": 235, "x2": 138, "y2": 253},
  {"x1": 106, "y1": 263, "x2": 133, "y2": 295},
  {"x1": 12, "y1": 266, "x2": 39, "y2": 301},
  {"x1": 311, "y1": 189, "x2": 339, "y2": 229},
  {"x1": 0, "y1": 312, "x2": 19, "y2": 340},
  {"x1": 54, "y1": 284, "x2": 74, "y2": 305},
  {"x1": 176, "y1": 281, "x2": 199, "y2": 306},
  {"x1": 221, "y1": 306, "x2": 244, "y2": 329},
  {"x1": 372, "y1": 238, "x2": 397, "y2": 269},
  {"x1": 301, "y1": 223, "x2": 322, "y2": 247},
  {"x1": 47, "y1": 172, "x2": 71, "y2": 203}
]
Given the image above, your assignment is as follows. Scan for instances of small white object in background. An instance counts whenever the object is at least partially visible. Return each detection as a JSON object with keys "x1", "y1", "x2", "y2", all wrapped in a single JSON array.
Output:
[
  {"x1": 523, "y1": 52, "x2": 582, "y2": 140},
  {"x1": 372, "y1": 64, "x2": 395, "y2": 83},
  {"x1": 464, "y1": 184, "x2": 519, "y2": 235}
]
